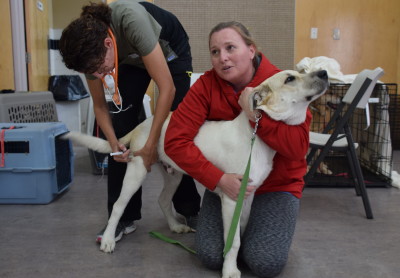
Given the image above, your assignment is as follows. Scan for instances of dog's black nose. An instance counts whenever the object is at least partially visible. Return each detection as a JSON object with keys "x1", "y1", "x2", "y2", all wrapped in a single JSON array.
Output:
[{"x1": 317, "y1": 70, "x2": 328, "y2": 80}]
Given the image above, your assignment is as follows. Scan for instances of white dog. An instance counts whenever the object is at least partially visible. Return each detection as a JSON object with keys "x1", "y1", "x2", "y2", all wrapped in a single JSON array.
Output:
[{"x1": 62, "y1": 69, "x2": 328, "y2": 278}]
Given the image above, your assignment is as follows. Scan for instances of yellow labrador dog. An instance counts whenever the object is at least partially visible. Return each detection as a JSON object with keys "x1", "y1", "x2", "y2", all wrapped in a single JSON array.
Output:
[{"x1": 62, "y1": 70, "x2": 328, "y2": 278}]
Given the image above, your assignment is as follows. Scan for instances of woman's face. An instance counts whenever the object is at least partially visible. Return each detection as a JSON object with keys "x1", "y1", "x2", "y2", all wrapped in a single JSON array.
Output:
[
  {"x1": 92, "y1": 37, "x2": 115, "y2": 79},
  {"x1": 209, "y1": 28, "x2": 255, "y2": 90}
]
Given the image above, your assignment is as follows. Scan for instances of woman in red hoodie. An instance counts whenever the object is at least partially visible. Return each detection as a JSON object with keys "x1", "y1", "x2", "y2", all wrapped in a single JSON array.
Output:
[{"x1": 164, "y1": 21, "x2": 311, "y2": 278}]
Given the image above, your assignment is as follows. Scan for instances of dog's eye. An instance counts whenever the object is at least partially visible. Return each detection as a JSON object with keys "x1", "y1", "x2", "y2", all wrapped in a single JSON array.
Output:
[{"x1": 285, "y1": 76, "x2": 295, "y2": 84}]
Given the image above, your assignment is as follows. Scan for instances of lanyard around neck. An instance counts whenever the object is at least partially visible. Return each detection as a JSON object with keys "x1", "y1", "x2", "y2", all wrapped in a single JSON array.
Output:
[{"x1": 101, "y1": 28, "x2": 121, "y2": 105}]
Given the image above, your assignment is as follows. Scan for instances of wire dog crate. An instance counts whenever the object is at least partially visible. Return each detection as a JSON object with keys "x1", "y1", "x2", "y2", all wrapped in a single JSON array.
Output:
[
  {"x1": 307, "y1": 83, "x2": 398, "y2": 187},
  {"x1": 388, "y1": 92, "x2": 400, "y2": 150}
]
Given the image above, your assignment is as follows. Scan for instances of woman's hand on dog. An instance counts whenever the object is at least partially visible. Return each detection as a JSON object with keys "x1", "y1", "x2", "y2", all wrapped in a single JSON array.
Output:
[
  {"x1": 133, "y1": 144, "x2": 158, "y2": 172},
  {"x1": 217, "y1": 173, "x2": 256, "y2": 200}
]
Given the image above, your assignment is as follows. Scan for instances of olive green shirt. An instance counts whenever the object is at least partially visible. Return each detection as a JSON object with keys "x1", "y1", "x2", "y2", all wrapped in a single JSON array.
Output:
[
  {"x1": 87, "y1": 0, "x2": 175, "y2": 79},
  {"x1": 109, "y1": 0, "x2": 161, "y2": 67}
]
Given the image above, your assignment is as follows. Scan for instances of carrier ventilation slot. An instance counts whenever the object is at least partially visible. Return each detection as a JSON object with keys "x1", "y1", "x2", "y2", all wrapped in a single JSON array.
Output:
[
  {"x1": 7, "y1": 104, "x2": 58, "y2": 123},
  {"x1": 2, "y1": 141, "x2": 30, "y2": 153},
  {"x1": 55, "y1": 135, "x2": 72, "y2": 191}
]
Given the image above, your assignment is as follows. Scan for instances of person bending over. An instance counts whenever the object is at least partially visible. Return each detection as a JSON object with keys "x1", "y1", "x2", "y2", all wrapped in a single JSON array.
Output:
[{"x1": 59, "y1": 0, "x2": 200, "y2": 244}]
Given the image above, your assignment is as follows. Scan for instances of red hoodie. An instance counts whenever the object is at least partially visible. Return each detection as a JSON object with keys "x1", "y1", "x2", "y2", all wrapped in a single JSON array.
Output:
[{"x1": 165, "y1": 53, "x2": 311, "y2": 198}]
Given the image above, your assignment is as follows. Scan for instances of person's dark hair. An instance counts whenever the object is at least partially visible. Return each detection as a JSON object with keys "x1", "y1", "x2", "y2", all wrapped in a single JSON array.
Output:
[
  {"x1": 59, "y1": 2, "x2": 112, "y2": 74},
  {"x1": 209, "y1": 21, "x2": 260, "y2": 68}
]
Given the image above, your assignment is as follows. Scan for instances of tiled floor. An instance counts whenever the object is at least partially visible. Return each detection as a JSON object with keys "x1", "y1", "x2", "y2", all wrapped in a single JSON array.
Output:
[{"x1": 1, "y1": 147, "x2": 399, "y2": 278}]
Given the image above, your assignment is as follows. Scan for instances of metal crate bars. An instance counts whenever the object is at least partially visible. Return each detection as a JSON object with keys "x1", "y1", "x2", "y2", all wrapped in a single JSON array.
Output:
[{"x1": 307, "y1": 83, "x2": 398, "y2": 187}]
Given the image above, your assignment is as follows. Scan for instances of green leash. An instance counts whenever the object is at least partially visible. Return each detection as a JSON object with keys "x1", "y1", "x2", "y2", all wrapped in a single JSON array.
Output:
[
  {"x1": 223, "y1": 113, "x2": 261, "y2": 257},
  {"x1": 149, "y1": 113, "x2": 262, "y2": 257},
  {"x1": 149, "y1": 231, "x2": 196, "y2": 254}
]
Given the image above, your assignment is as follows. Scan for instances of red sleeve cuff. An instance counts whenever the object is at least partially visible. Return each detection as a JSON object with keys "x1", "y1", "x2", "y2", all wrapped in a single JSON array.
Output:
[{"x1": 195, "y1": 164, "x2": 224, "y2": 191}]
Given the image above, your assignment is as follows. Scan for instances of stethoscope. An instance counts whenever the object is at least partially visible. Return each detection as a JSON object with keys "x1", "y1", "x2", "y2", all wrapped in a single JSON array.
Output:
[{"x1": 100, "y1": 29, "x2": 131, "y2": 113}]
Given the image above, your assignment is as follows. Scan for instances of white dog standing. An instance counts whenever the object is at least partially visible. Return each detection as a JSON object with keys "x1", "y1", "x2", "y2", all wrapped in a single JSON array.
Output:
[{"x1": 62, "y1": 69, "x2": 328, "y2": 278}]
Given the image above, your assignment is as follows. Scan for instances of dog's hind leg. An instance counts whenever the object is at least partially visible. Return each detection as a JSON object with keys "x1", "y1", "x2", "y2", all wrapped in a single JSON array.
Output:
[
  {"x1": 157, "y1": 164, "x2": 193, "y2": 233},
  {"x1": 100, "y1": 157, "x2": 147, "y2": 253},
  {"x1": 220, "y1": 194, "x2": 241, "y2": 278}
]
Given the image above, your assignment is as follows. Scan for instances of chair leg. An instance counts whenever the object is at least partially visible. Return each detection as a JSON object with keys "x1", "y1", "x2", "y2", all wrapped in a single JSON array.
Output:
[
  {"x1": 306, "y1": 147, "x2": 319, "y2": 164},
  {"x1": 346, "y1": 150, "x2": 361, "y2": 196},
  {"x1": 347, "y1": 136, "x2": 374, "y2": 219}
]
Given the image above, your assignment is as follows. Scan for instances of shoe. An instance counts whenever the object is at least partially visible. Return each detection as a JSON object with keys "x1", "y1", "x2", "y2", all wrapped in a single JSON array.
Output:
[
  {"x1": 96, "y1": 221, "x2": 136, "y2": 243},
  {"x1": 185, "y1": 215, "x2": 198, "y2": 231}
]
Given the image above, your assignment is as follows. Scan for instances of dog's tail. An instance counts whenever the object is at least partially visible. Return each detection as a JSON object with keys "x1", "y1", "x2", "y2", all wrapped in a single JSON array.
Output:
[
  {"x1": 118, "y1": 130, "x2": 134, "y2": 147},
  {"x1": 61, "y1": 132, "x2": 112, "y2": 153}
]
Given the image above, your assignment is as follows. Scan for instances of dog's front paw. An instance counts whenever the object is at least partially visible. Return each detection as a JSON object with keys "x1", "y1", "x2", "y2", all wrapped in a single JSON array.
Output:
[
  {"x1": 318, "y1": 162, "x2": 333, "y2": 175},
  {"x1": 100, "y1": 231, "x2": 116, "y2": 253},
  {"x1": 100, "y1": 238, "x2": 116, "y2": 253},
  {"x1": 222, "y1": 266, "x2": 241, "y2": 278},
  {"x1": 170, "y1": 223, "x2": 194, "y2": 234},
  {"x1": 222, "y1": 258, "x2": 241, "y2": 278}
]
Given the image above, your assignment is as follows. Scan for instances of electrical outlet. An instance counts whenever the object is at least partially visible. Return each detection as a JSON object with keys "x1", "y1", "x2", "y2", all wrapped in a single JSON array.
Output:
[
  {"x1": 333, "y1": 28, "x2": 340, "y2": 40},
  {"x1": 36, "y1": 1, "x2": 44, "y2": 12},
  {"x1": 310, "y1": 27, "x2": 318, "y2": 39}
]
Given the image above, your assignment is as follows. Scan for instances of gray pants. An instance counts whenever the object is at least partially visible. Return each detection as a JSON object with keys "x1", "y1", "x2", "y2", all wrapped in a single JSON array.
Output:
[{"x1": 195, "y1": 190, "x2": 299, "y2": 278}]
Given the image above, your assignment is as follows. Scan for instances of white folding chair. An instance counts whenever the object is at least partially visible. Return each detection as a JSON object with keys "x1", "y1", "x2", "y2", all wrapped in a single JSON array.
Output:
[{"x1": 305, "y1": 67, "x2": 384, "y2": 219}]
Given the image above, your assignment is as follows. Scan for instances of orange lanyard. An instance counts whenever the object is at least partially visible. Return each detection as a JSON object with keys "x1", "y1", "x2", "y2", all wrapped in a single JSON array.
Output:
[{"x1": 101, "y1": 28, "x2": 121, "y2": 105}]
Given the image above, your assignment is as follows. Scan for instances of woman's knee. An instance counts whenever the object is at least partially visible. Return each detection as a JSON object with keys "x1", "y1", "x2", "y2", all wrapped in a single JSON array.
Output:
[
  {"x1": 196, "y1": 248, "x2": 224, "y2": 270},
  {"x1": 245, "y1": 254, "x2": 287, "y2": 278},
  {"x1": 195, "y1": 190, "x2": 225, "y2": 270},
  {"x1": 195, "y1": 226, "x2": 223, "y2": 270}
]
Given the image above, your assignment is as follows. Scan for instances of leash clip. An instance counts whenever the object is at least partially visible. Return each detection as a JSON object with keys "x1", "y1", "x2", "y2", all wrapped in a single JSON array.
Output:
[{"x1": 252, "y1": 111, "x2": 262, "y2": 139}]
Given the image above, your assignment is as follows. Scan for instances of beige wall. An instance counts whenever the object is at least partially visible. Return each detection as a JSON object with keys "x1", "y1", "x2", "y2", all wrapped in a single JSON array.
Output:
[
  {"x1": 51, "y1": 0, "x2": 150, "y2": 29},
  {"x1": 156, "y1": 0, "x2": 295, "y2": 73},
  {"x1": 0, "y1": 0, "x2": 14, "y2": 90},
  {"x1": 3, "y1": 1, "x2": 399, "y2": 91},
  {"x1": 51, "y1": 0, "x2": 99, "y2": 29},
  {"x1": 48, "y1": 0, "x2": 400, "y2": 85},
  {"x1": 295, "y1": 0, "x2": 400, "y2": 85},
  {"x1": 24, "y1": 0, "x2": 50, "y2": 91}
]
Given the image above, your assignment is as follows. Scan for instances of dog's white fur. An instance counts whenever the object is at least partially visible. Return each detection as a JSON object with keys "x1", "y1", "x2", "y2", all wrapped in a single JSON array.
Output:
[{"x1": 62, "y1": 70, "x2": 328, "y2": 278}]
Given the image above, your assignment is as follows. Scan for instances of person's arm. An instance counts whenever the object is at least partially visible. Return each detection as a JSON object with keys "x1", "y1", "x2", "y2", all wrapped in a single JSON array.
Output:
[
  {"x1": 165, "y1": 76, "x2": 256, "y2": 200},
  {"x1": 86, "y1": 78, "x2": 129, "y2": 159},
  {"x1": 256, "y1": 113, "x2": 311, "y2": 160},
  {"x1": 133, "y1": 42, "x2": 175, "y2": 171},
  {"x1": 165, "y1": 77, "x2": 219, "y2": 187}
]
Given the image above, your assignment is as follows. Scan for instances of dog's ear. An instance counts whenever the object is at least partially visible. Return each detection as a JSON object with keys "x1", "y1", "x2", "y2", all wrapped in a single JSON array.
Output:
[
  {"x1": 250, "y1": 91, "x2": 261, "y2": 111},
  {"x1": 250, "y1": 84, "x2": 270, "y2": 110}
]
